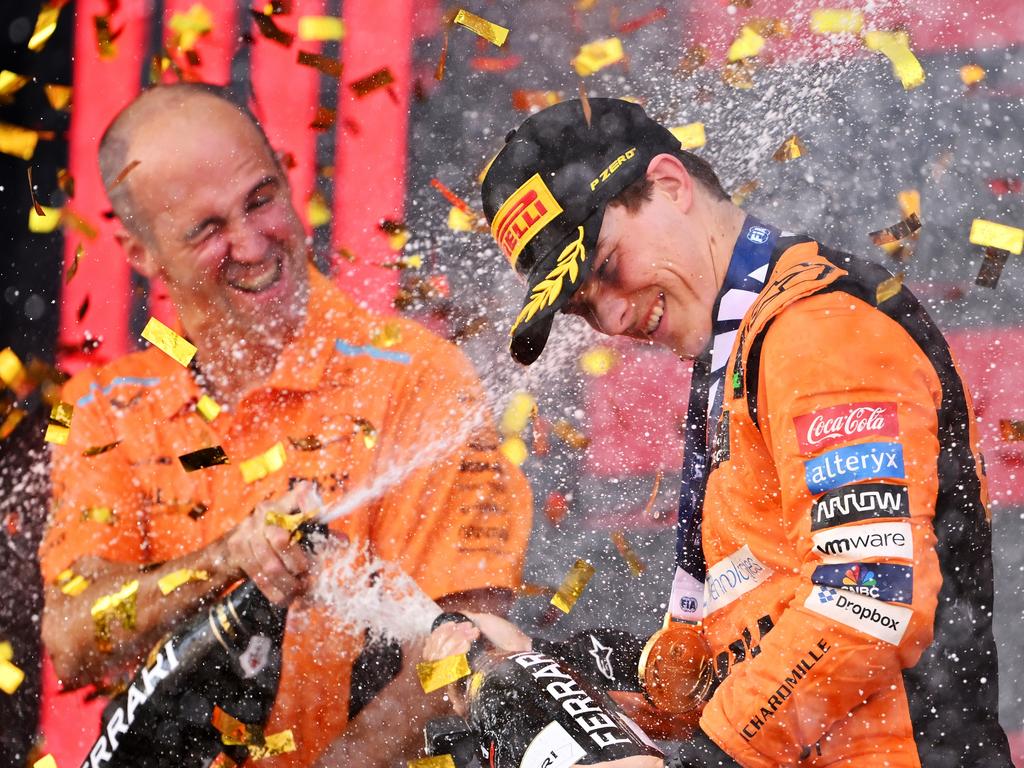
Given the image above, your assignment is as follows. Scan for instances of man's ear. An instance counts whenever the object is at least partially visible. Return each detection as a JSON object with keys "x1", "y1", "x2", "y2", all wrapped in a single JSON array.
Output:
[
  {"x1": 114, "y1": 227, "x2": 159, "y2": 279},
  {"x1": 645, "y1": 154, "x2": 694, "y2": 212}
]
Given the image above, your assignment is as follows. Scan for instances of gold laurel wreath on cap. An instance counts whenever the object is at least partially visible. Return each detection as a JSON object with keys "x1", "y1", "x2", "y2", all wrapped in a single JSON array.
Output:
[{"x1": 510, "y1": 226, "x2": 586, "y2": 336}]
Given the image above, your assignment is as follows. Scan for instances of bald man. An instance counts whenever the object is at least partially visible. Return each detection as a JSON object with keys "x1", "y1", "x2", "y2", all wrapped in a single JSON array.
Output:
[{"x1": 40, "y1": 84, "x2": 532, "y2": 767}]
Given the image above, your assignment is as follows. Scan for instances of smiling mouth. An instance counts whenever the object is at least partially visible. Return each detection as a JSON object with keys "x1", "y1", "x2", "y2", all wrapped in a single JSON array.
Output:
[
  {"x1": 642, "y1": 293, "x2": 665, "y2": 336},
  {"x1": 224, "y1": 255, "x2": 282, "y2": 294}
]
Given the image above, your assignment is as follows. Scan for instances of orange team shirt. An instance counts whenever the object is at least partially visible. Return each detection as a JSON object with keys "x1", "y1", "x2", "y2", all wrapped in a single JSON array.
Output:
[{"x1": 40, "y1": 266, "x2": 532, "y2": 766}]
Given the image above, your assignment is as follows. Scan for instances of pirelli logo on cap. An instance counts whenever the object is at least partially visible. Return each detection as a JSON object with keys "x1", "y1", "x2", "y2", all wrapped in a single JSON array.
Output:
[{"x1": 491, "y1": 173, "x2": 563, "y2": 268}]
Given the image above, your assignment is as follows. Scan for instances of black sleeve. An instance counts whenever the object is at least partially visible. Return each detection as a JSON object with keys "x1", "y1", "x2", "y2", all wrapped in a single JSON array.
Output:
[{"x1": 533, "y1": 628, "x2": 645, "y2": 693}]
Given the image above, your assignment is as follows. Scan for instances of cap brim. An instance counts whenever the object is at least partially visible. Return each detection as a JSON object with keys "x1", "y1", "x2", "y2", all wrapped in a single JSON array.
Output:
[{"x1": 509, "y1": 207, "x2": 604, "y2": 365}]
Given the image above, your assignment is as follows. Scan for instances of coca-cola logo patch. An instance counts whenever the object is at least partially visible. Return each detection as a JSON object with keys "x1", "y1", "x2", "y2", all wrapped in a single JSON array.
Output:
[{"x1": 793, "y1": 401, "x2": 899, "y2": 454}]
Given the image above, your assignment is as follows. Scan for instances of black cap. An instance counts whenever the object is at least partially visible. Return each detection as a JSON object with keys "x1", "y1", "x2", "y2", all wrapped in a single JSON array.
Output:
[{"x1": 482, "y1": 98, "x2": 682, "y2": 365}]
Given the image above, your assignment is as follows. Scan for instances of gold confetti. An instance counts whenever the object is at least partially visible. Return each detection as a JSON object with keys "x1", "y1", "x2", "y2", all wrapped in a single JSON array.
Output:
[
  {"x1": 447, "y1": 206, "x2": 486, "y2": 232},
  {"x1": 746, "y1": 17, "x2": 790, "y2": 38},
  {"x1": 731, "y1": 179, "x2": 759, "y2": 206},
  {"x1": 288, "y1": 434, "x2": 322, "y2": 451},
  {"x1": 500, "y1": 392, "x2": 537, "y2": 437},
  {"x1": 250, "y1": 10, "x2": 294, "y2": 46},
  {"x1": 210, "y1": 755, "x2": 237, "y2": 768},
  {"x1": 169, "y1": 4, "x2": 213, "y2": 51},
  {"x1": 863, "y1": 31, "x2": 925, "y2": 90},
  {"x1": 579, "y1": 347, "x2": 616, "y2": 376},
  {"x1": 27, "y1": 167, "x2": 45, "y2": 217},
  {"x1": 350, "y1": 68, "x2": 395, "y2": 97},
  {"x1": 0, "y1": 348, "x2": 26, "y2": 390},
  {"x1": 110, "y1": 159, "x2": 141, "y2": 190},
  {"x1": 898, "y1": 189, "x2": 920, "y2": 219},
  {"x1": 353, "y1": 418, "x2": 378, "y2": 449},
  {"x1": 0, "y1": 409, "x2": 26, "y2": 440},
  {"x1": 0, "y1": 123, "x2": 40, "y2": 160},
  {"x1": 876, "y1": 273, "x2": 904, "y2": 304},
  {"x1": 372, "y1": 322, "x2": 402, "y2": 349},
  {"x1": 999, "y1": 420, "x2": 1024, "y2": 441},
  {"x1": 0, "y1": 71, "x2": 30, "y2": 99},
  {"x1": 643, "y1": 470, "x2": 664, "y2": 518},
  {"x1": 310, "y1": 106, "x2": 337, "y2": 131},
  {"x1": 94, "y1": 14, "x2": 120, "y2": 60},
  {"x1": 196, "y1": 394, "x2": 221, "y2": 422},
  {"x1": 975, "y1": 247, "x2": 1009, "y2": 289},
  {"x1": 29, "y1": 2, "x2": 64, "y2": 52},
  {"x1": 158, "y1": 568, "x2": 210, "y2": 595},
  {"x1": 499, "y1": 437, "x2": 528, "y2": 466},
  {"x1": 810, "y1": 9, "x2": 864, "y2": 35},
  {"x1": 727, "y1": 25, "x2": 765, "y2": 62},
  {"x1": 297, "y1": 51, "x2": 343, "y2": 78},
  {"x1": 671, "y1": 122, "x2": 706, "y2": 150},
  {"x1": 409, "y1": 757, "x2": 457, "y2": 768},
  {"x1": 298, "y1": 16, "x2": 345, "y2": 41},
  {"x1": 0, "y1": 642, "x2": 25, "y2": 694},
  {"x1": 142, "y1": 317, "x2": 197, "y2": 367},
  {"x1": 512, "y1": 90, "x2": 562, "y2": 111},
  {"x1": 239, "y1": 442, "x2": 287, "y2": 483},
  {"x1": 179, "y1": 446, "x2": 230, "y2": 472},
  {"x1": 453, "y1": 9, "x2": 509, "y2": 47},
  {"x1": 307, "y1": 191, "x2": 331, "y2": 228},
  {"x1": 969, "y1": 218, "x2": 1023, "y2": 255},
  {"x1": 551, "y1": 559, "x2": 595, "y2": 613},
  {"x1": 91, "y1": 579, "x2": 139, "y2": 652},
  {"x1": 213, "y1": 706, "x2": 258, "y2": 745},
  {"x1": 772, "y1": 134, "x2": 805, "y2": 162},
  {"x1": 379, "y1": 219, "x2": 410, "y2": 251},
  {"x1": 247, "y1": 730, "x2": 296, "y2": 760},
  {"x1": 869, "y1": 213, "x2": 923, "y2": 245},
  {"x1": 29, "y1": 205, "x2": 62, "y2": 234},
  {"x1": 33, "y1": 757, "x2": 58, "y2": 768},
  {"x1": 417, "y1": 653, "x2": 471, "y2": 693},
  {"x1": 82, "y1": 441, "x2": 120, "y2": 457},
  {"x1": 265, "y1": 509, "x2": 308, "y2": 533},
  {"x1": 57, "y1": 168, "x2": 74, "y2": 197},
  {"x1": 65, "y1": 243, "x2": 84, "y2": 283},
  {"x1": 45, "y1": 401, "x2": 73, "y2": 445},
  {"x1": 678, "y1": 45, "x2": 708, "y2": 77},
  {"x1": 960, "y1": 64, "x2": 986, "y2": 86},
  {"x1": 57, "y1": 569, "x2": 89, "y2": 596},
  {"x1": 553, "y1": 420, "x2": 590, "y2": 450},
  {"x1": 611, "y1": 531, "x2": 645, "y2": 576},
  {"x1": 572, "y1": 37, "x2": 625, "y2": 76},
  {"x1": 82, "y1": 506, "x2": 114, "y2": 524},
  {"x1": 579, "y1": 81, "x2": 592, "y2": 127},
  {"x1": 722, "y1": 60, "x2": 756, "y2": 89}
]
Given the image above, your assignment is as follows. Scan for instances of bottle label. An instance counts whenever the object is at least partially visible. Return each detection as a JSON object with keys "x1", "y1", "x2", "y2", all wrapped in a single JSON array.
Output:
[{"x1": 239, "y1": 634, "x2": 273, "y2": 678}]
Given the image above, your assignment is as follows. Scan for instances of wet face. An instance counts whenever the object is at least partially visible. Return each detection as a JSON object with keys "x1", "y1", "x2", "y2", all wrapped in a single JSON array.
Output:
[
  {"x1": 564, "y1": 178, "x2": 722, "y2": 359},
  {"x1": 123, "y1": 100, "x2": 309, "y2": 345}
]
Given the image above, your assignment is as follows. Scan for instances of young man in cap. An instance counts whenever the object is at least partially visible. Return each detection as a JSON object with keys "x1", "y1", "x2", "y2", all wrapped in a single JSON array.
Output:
[{"x1": 479, "y1": 97, "x2": 1011, "y2": 767}]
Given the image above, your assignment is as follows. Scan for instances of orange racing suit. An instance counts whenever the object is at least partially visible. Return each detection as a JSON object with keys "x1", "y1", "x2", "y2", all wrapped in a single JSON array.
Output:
[{"x1": 692, "y1": 237, "x2": 1010, "y2": 766}]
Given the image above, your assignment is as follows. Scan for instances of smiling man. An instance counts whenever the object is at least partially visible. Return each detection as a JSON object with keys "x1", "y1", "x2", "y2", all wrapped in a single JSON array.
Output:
[
  {"x1": 481, "y1": 98, "x2": 1011, "y2": 767},
  {"x1": 40, "y1": 83, "x2": 532, "y2": 767}
]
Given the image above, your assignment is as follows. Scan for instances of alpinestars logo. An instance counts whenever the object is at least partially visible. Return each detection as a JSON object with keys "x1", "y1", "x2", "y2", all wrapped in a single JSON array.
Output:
[{"x1": 588, "y1": 635, "x2": 615, "y2": 682}]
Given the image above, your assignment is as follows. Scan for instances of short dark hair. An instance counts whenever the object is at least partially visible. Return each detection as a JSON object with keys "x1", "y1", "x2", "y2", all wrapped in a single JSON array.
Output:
[{"x1": 609, "y1": 149, "x2": 728, "y2": 212}]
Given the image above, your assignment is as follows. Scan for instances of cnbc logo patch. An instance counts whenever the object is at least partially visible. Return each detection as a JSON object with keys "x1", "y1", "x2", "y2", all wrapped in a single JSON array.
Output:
[
  {"x1": 812, "y1": 562, "x2": 914, "y2": 605},
  {"x1": 843, "y1": 565, "x2": 878, "y2": 594}
]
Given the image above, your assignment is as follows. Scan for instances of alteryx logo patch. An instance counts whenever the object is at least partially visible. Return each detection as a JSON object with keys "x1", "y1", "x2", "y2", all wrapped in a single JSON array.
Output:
[
  {"x1": 812, "y1": 562, "x2": 913, "y2": 604},
  {"x1": 804, "y1": 442, "x2": 905, "y2": 495},
  {"x1": 811, "y1": 482, "x2": 910, "y2": 531}
]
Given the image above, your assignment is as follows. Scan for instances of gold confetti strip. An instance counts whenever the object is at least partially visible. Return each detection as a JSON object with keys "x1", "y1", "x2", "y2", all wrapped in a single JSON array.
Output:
[
  {"x1": 372, "y1": 322, "x2": 402, "y2": 349},
  {"x1": 297, "y1": 51, "x2": 343, "y2": 78},
  {"x1": 671, "y1": 122, "x2": 706, "y2": 150},
  {"x1": 453, "y1": 9, "x2": 509, "y2": 47},
  {"x1": 288, "y1": 434, "x2": 322, "y2": 451},
  {"x1": 82, "y1": 506, "x2": 114, "y2": 525},
  {"x1": 551, "y1": 559, "x2": 595, "y2": 613},
  {"x1": 0, "y1": 123, "x2": 41, "y2": 161},
  {"x1": 898, "y1": 189, "x2": 920, "y2": 219},
  {"x1": 579, "y1": 347, "x2": 616, "y2": 377},
  {"x1": 416, "y1": 653, "x2": 471, "y2": 693},
  {"x1": 179, "y1": 446, "x2": 229, "y2": 472},
  {"x1": 731, "y1": 179, "x2": 759, "y2": 206},
  {"x1": 94, "y1": 14, "x2": 119, "y2": 60},
  {"x1": 869, "y1": 213, "x2": 923, "y2": 245},
  {"x1": 45, "y1": 401, "x2": 73, "y2": 445},
  {"x1": 29, "y1": 205, "x2": 62, "y2": 234},
  {"x1": 213, "y1": 706, "x2": 255, "y2": 745},
  {"x1": 110, "y1": 159, "x2": 141, "y2": 190},
  {"x1": 239, "y1": 442, "x2": 287, "y2": 483},
  {"x1": 499, "y1": 437, "x2": 528, "y2": 466},
  {"x1": 0, "y1": 409, "x2": 26, "y2": 440},
  {"x1": 0, "y1": 71, "x2": 30, "y2": 99},
  {"x1": 310, "y1": 106, "x2": 336, "y2": 131},
  {"x1": 169, "y1": 4, "x2": 213, "y2": 51},
  {"x1": 82, "y1": 441, "x2": 121, "y2": 457},
  {"x1": 142, "y1": 317, "x2": 197, "y2": 366},
  {"x1": 447, "y1": 206, "x2": 487, "y2": 232},
  {"x1": 678, "y1": 44, "x2": 708, "y2": 77},
  {"x1": 500, "y1": 392, "x2": 536, "y2": 437},
  {"x1": 0, "y1": 641, "x2": 25, "y2": 694},
  {"x1": 969, "y1": 218, "x2": 1023, "y2": 255},
  {"x1": 999, "y1": 420, "x2": 1024, "y2": 441},
  {"x1": 722, "y1": 60, "x2": 756, "y2": 89},
  {"x1": 643, "y1": 470, "x2": 664, "y2": 518},
  {"x1": 91, "y1": 579, "x2": 139, "y2": 652},
  {"x1": 196, "y1": 394, "x2": 221, "y2": 422},
  {"x1": 353, "y1": 418, "x2": 378, "y2": 449},
  {"x1": 248, "y1": 730, "x2": 296, "y2": 761},
  {"x1": 57, "y1": 569, "x2": 89, "y2": 596},
  {"x1": 298, "y1": 15, "x2": 345, "y2": 41},
  {"x1": 65, "y1": 244, "x2": 84, "y2": 284},
  {"x1": 975, "y1": 247, "x2": 1009, "y2": 289},
  {"x1": 210, "y1": 755, "x2": 237, "y2": 768},
  {"x1": 0, "y1": 348, "x2": 26, "y2": 389},
  {"x1": 960, "y1": 64, "x2": 986, "y2": 86},
  {"x1": 552, "y1": 420, "x2": 590, "y2": 450},
  {"x1": 409, "y1": 757, "x2": 457, "y2": 768},
  {"x1": 517, "y1": 582, "x2": 557, "y2": 598},
  {"x1": 265, "y1": 509, "x2": 308, "y2": 533},
  {"x1": 511, "y1": 89, "x2": 562, "y2": 111},
  {"x1": 307, "y1": 191, "x2": 331, "y2": 228},
  {"x1": 727, "y1": 26, "x2": 765, "y2": 62},
  {"x1": 250, "y1": 10, "x2": 294, "y2": 46},
  {"x1": 572, "y1": 37, "x2": 625, "y2": 76},
  {"x1": 773, "y1": 134, "x2": 804, "y2": 162},
  {"x1": 611, "y1": 531, "x2": 645, "y2": 576},
  {"x1": 810, "y1": 9, "x2": 863, "y2": 35},
  {"x1": 29, "y1": 1, "x2": 64, "y2": 52},
  {"x1": 863, "y1": 31, "x2": 925, "y2": 91},
  {"x1": 876, "y1": 273, "x2": 904, "y2": 304},
  {"x1": 33, "y1": 757, "x2": 58, "y2": 768},
  {"x1": 579, "y1": 82, "x2": 592, "y2": 127},
  {"x1": 350, "y1": 67, "x2": 395, "y2": 97},
  {"x1": 158, "y1": 568, "x2": 210, "y2": 595}
]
